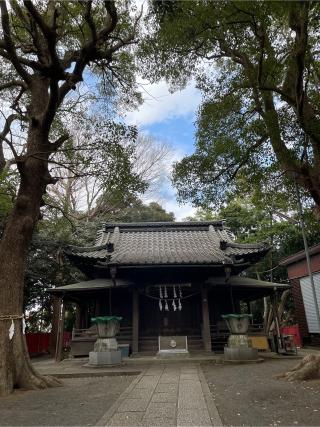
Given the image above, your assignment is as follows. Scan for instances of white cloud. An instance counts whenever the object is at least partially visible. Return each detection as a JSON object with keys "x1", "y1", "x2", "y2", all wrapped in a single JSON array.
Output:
[
  {"x1": 127, "y1": 78, "x2": 201, "y2": 220},
  {"x1": 126, "y1": 80, "x2": 201, "y2": 126},
  {"x1": 164, "y1": 200, "x2": 197, "y2": 221}
]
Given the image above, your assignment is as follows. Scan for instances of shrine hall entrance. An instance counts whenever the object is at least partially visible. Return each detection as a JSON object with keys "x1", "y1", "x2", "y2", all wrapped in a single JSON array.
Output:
[{"x1": 139, "y1": 289, "x2": 202, "y2": 337}]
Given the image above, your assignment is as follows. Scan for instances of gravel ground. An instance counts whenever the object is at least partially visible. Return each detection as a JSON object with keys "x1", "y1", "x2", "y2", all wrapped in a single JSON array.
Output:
[
  {"x1": 0, "y1": 375, "x2": 135, "y2": 426},
  {"x1": 202, "y1": 359, "x2": 320, "y2": 427}
]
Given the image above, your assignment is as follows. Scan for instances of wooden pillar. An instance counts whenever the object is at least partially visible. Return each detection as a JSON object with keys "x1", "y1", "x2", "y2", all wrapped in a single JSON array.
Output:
[
  {"x1": 201, "y1": 285, "x2": 212, "y2": 352},
  {"x1": 75, "y1": 303, "x2": 81, "y2": 329},
  {"x1": 49, "y1": 295, "x2": 61, "y2": 356},
  {"x1": 55, "y1": 299, "x2": 65, "y2": 362},
  {"x1": 132, "y1": 288, "x2": 139, "y2": 354}
]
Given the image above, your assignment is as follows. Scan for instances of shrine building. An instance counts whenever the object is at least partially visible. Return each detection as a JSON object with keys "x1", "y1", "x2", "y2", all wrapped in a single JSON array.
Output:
[{"x1": 50, "y1": 221, "x2": 288, "y2": 357}]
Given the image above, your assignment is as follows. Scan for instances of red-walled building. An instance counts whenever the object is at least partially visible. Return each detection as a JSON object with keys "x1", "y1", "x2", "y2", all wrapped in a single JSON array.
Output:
[{"x1": 280, "y1": 245, "x2": 320, "y2": 345}]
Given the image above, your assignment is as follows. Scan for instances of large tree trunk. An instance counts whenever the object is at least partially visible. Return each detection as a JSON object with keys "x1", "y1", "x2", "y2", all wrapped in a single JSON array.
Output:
[{"x1": 0, "y1": 125, "x2": 60, "y2": 396}]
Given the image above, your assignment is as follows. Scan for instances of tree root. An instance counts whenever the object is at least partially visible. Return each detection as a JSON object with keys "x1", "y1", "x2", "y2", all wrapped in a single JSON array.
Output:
[
  {"x1": 276, "y1": 354, "x2": 320, "y2": 381},
  {"x1": 18, "y1": 361, "x2": 62, "y2": 390},
  {"x1": 19, "y1": 372, "x2": 62, "y2": 390}
]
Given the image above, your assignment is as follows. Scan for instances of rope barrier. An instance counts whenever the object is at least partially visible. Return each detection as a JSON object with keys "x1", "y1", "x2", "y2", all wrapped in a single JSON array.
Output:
[
  {"x1": 141, "y1": 291, "x2": 200, "y2": 301},
  {"x1": 0, "y1": 314, "x2": 24, "y2": 320}
]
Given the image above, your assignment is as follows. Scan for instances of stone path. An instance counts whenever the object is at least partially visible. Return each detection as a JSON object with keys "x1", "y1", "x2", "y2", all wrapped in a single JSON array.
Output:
[{"x1": 96, "y1": 363, "x2": 222, "y2": 427}]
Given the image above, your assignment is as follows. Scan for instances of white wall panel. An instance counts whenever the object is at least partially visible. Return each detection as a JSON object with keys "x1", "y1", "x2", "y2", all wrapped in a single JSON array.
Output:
[{"x1": 300, "y1": 273, "x2": 320, "y2": 333}]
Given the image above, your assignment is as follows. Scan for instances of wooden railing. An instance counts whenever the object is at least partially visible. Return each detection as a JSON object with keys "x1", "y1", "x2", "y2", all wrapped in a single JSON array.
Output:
[
  {"x1": 210, "y1": 323, "x2": 265, "y2": 351},
  {"x1": 71, "y1": 326, "x2": 132, "y2": 340}
]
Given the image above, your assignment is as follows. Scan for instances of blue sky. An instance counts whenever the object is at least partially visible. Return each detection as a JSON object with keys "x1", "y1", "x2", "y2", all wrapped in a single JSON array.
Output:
[{"x1": 126, "y1": 80, "x2": 202, "y2": 220}]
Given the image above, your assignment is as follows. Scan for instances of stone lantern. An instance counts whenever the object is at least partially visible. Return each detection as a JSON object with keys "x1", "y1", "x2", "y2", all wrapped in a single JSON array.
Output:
[
  {"x1": 222, "y1": 314, "x2": 258, "y2": 361},
  {"x1": 89, "y1": 316, "x2": 122, "y2": 366}
]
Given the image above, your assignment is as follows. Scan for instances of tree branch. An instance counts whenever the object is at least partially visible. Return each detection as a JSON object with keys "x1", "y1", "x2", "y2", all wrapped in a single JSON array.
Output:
[
  {"x1": 0, "y1": 80, "x2": 27, "y2": 91},
  {"x1": 0, "y1": 0, "x2": 31, "y2": 84}
]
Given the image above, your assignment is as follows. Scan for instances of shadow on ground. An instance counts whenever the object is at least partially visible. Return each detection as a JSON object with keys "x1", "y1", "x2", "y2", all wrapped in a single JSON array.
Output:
[{"x1": 0, "y1": 376, "x2": 135, "y2": 426}]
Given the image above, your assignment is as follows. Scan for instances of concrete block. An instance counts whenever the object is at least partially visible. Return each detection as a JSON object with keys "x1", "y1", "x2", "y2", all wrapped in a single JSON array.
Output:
[{"x1": 89, "y1": 350, "x2": 121, "y2": 366}]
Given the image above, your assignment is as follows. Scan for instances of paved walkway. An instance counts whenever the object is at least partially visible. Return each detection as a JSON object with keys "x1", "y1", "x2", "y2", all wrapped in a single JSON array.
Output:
[{"x1": 96, "y1": 363, "x2": 222, "y2": 427}]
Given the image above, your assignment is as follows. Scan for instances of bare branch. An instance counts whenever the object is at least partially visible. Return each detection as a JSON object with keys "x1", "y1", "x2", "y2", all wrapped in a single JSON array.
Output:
[
  {"x1": 23, "y1": 1, "x2": 54, "y2": 39},
  {"x1": 0, "y1": 0, "x2": 31, "y2": 84},
  {"x1": 50, "y1": 134, "x2": 70, "y2": 150},
  {"x1": 0, "y1": 80, "x2": 27, "y2": 91}
]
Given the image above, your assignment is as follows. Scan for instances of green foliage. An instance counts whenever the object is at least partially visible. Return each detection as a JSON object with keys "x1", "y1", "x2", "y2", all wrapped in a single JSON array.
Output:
[
  {"x1": 141, "y1": 0, "x2": 320, "y2": 208},
  {"x1": 24, "y1": 230, "x2": 82, "y2": 332},
  {"x1": 187, "y1": 197, "x2": 320, "y2": 283},
  {"x1": 118, "y1": 200, "x2": 175, "y2": 222}
]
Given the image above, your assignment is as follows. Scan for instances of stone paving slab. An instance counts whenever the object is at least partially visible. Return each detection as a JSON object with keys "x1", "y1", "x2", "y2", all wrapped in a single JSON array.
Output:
[
  {"x1": 97, "y1": 363, "x2": 223, "y2": 427},
  {"x1": 141, "y1": 417, "x2": 175, "y2": 426},
  {"x1": 151, "y1": 392, "x2": 177, "y2": 403},
  {"x1": 177, "y1": 408, "x2": 212, "y2": 427},
  {"x1": 143, "y1": 402, "x2": 176, "y2": 419},
  {"x1": 117, "y1": 398, "x2": 150, "y2": 412},
  {"x1": 135, "y1": 376, "x2": 160, "y2": 389},
  {"x1": 127, "y1": 388, "x2": 151, "y2": 399},
  {"x1": 159, "y1": 373, "x2": 179, "y2": 383},
  {"x1": 106, "y1": 411, "x2": 144, "y2": 426},
  {"x1": 155, "y1": 382, "x2": 178, "y2": 393}
]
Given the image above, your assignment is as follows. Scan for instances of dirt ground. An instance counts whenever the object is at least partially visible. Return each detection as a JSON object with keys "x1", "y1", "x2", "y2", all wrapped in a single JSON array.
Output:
[
  {"x1": 0, "y1": 375, "x2": 134, "y2": 426},
  {"x1": 202, "y1": 358, "x2": 320, "y2": 426}
]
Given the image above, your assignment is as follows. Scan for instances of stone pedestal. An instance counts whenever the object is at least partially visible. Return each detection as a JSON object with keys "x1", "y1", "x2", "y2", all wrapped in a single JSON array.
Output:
[
  {"x1": 89, "y1": 350, "x2": 122, "y2": 366},
  {"x1": 228, "y1": 334, "x2": 250, "y2": 347},
  {"x1": 94, "y1": 337, "x2": 118, "y2": 351},
  {"x1": 89, "y1": 337, "x2": 122, "y2": 366},
  {"x1": 222, "y1": 314, "x2": 259, "y2": 362},
  {"x1": 224, "y1": 346, "x2": 258, "y2": 361},
  {"x1": 89, "y1": 316, "x2": 123, "y2": 366}
]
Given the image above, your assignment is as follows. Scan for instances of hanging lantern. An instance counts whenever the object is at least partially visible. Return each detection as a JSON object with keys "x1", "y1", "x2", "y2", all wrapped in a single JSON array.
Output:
[
  {"x1": 159, "y1": 299, "x2": 163, "y2": 311},
  {"x1": 178, "y1": 298, "x2": 182, "y2": 311},
  {"x1": 159, "y1": 285, "x2": 163, "y2": 299},
  {"x1": 165, "y1": 300, "x2": 169, "y2": 311},
  {"x1": 164, "y1": 285, "x2": 168, "y2": 298}
]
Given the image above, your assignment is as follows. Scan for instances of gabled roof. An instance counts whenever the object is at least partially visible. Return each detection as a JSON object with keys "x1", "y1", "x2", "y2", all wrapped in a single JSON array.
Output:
[{"x1": 65, "y1": 221, "x2": 270, "y2": 267}]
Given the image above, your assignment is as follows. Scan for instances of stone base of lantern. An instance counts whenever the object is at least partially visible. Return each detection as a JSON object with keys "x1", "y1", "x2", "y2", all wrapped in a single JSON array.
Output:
[
  {"x1": 88, "y1": 337, "x2": 122, "y2": 366},
  {"x1": 89, "y1": 349, "x2": 122, "y2": 366},
  {"x1": 227, "y1": 334, "x2": 250, "y2": 347},
  {"x1": 94, "y1": 337, "x2": 118, "y2": 352},
  {"x1": 224, "y1": 346, "x2": 259, "y2": 361}
]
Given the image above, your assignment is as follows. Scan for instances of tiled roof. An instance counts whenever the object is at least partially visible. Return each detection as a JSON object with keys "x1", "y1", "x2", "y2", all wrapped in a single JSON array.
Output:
[
  {"x1": 206, "y1": 276, "x2": 289, "y2": 289},
  {"x1": 49, "y1": 278, "x2": 131, "y2": 292},
  {"x1": 65, "y1": 221, "x2": 269, "y2": 266}
]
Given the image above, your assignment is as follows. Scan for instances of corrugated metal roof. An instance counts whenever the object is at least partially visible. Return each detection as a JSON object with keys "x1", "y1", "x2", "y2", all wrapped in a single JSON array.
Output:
[
  {"x1": 279, "y1": 244, "x2": 320, "y2": 266},
  {"x1": 66, "y1": 221, "x2": 269, "y2": 266}
]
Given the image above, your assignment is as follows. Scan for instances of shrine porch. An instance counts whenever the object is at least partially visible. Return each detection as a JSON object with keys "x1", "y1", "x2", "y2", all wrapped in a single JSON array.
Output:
[{"x1": 49, "y1": 276, "x2": 288, "y2": 359}]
